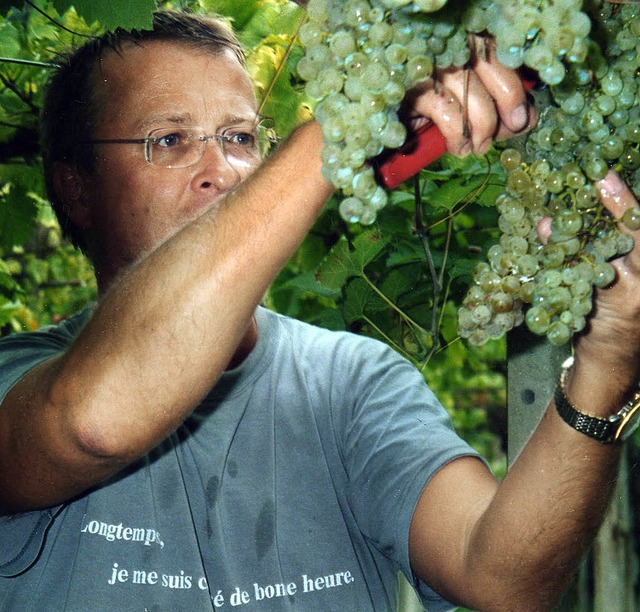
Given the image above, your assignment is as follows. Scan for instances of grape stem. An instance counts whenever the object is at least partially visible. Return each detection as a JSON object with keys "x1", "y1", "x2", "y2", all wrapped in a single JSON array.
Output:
[
  {"x1": 361, "y1": 273, "x2": 428, "y2": 335},
  {"x1": 361, "y1": 315, "x2": 418, "y2": 366},
  {"x1": 256, "y1": 10, "x2": 307, "y2": 118}
]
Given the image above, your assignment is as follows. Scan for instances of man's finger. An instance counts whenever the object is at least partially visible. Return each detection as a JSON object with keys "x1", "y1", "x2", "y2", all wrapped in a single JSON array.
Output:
[
  {"x1": 471, "y1": 36, "x2": 532, "y2": 134},
  {"x1": 596, "y1": 171, "x2": 638, "y2": 221}
]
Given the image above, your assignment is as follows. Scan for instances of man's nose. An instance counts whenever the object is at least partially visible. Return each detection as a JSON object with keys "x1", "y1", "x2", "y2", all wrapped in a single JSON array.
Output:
[{"x1": 191, "y1": 138, "x2": 242, "y2": 193}]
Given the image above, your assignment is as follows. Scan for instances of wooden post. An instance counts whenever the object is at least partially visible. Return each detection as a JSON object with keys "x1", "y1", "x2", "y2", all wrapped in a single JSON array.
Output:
[{"x1": 506, "y1": 326, "x2": 568, "y2": 464}]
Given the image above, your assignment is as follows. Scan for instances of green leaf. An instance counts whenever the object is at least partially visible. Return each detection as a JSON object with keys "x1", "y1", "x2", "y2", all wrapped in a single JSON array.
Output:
[
  {"x1": 281, "y1": 270, "x2": 340, "y2": 299},
  {"x1": 0, "y1": 183, "x2": 39, "y2": 249},
  {"x1": 52, "y1": 0, "x2": 155, "y2": 30},
  {"x1": 351, "y1": 230, "x2": 389, "y2": 267},
  {"x1": 447, "y1": 256, "x2": 481, "y2": 281},
  {"x1": 306, "y1": 306, "x2": 345, "y2": 331},
  {"x1": 428, "y1": 173, "x2": 494, "y2": 211},
  {"x1": 201, "y1": 0, "x2": 263, "y2": 29},
  {"x1": 380, "y1": 265, "x2": 421, "y2": 302},
  {"x1": 25, "y1": 255, "x2": 49, "y2": 284},
  {"x1": 0, "y1": 268, "x2": 17, "y2": 297},
  {"x1": 0, "y1": 18, "x2": 21, "y2": 57},
  {"x1": 0, "y1": 295, "x2": 21, "y2": 327},
  {"x1": 342, "y1": 278, "x2": 372, "y2": 324},
  {"x1": 386, "y1": 240, "x2": 425, "y2": 267},
  {"x1": 315, "y1": 239, "x2": 360, "y2": 292},
  {"x1": 315, "y1": 230, "x2": 389, "y2": 292}
]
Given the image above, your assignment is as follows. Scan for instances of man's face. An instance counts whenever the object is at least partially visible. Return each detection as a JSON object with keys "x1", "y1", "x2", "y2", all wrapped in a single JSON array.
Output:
[{"x1": 74, "y1": 40, "x2": 260, "y2": 282}]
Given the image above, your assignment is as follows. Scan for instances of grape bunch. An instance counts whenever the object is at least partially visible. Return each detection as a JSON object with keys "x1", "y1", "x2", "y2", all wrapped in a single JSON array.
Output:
[
  {"x1": 458, "y1": 1, "x2": 640, "y2": 346},
  {"x1": 299, "y1": 0, "x2": 470, "y2": 224},
  {"x1": 297, "y1": 0, "x2": 592, "y2": 225}
]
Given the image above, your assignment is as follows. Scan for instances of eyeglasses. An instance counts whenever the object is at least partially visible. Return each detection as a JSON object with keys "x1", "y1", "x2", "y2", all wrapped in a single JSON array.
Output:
[{"x1": 81, "y1": 119, "x2": 280, "y2": 168}]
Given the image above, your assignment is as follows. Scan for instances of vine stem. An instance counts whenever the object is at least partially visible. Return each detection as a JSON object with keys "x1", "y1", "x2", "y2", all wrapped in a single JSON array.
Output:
[
  {"x1": 0, "y1": 57, "x2": 59, "y2": 68},
  {"x1": 362, "y1": 315, "x2": 419, "y2": 366},
  {"x1": 256, "y1": 8, "x2": 308, "y2": 118},
  {"x1": 361, "y1": 272, "x2": 428, "y2": 334}
]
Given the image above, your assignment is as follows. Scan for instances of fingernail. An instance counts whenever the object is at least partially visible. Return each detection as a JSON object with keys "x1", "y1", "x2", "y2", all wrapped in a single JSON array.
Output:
[
  {"x1": 510, "y1": 104, "x2": 528, "y2": 131},
  {"x1": 477, "y1": 138, "x2": 492, "y2": 154}
]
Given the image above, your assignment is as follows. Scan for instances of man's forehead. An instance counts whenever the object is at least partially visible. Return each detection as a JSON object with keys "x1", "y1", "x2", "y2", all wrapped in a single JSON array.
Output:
[
  {"x1": 94, "y1": 39, "x2": 245, "y2": 82},
  {"x1": 90, "y1": 41, "x2": 257, "y2": 127}
]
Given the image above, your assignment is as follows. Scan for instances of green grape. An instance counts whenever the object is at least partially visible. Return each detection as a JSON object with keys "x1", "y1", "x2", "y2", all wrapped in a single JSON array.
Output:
[
  {"x1": 526, "y1": 306, "x2": 550, "y2": 335},
  {"x1": 339, "y1": 196, "x2": 364, "y2": 222},
  {"x1": 500, "y1": 148, "x2": 522, "y2": 172},
  {"x1": 593, "y1": 262, "x2": 616, "y2": 287},
  {"x1": 622, "y1": 206, "x2": 640, "y2": 231},
  {"x1": 547, "y1": 320, "x2": 571, "y2": 346}
]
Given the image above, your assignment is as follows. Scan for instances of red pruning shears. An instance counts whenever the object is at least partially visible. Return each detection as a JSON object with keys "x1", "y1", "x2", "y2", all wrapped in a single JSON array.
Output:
[{"x1": 373, "y1": 72, "x2": 538, "y2": 189}]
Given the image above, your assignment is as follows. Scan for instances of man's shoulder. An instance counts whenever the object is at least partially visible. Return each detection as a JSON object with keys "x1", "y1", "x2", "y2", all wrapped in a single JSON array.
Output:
[
  {"x1": 0, "y1": 306, "x2": 94, "y2": 396},
  {"x1": 0, "y1": 305, "x2": 93, "y2": 353}
]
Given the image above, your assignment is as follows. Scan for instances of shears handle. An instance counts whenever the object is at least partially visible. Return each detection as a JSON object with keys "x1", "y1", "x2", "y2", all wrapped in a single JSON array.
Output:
[{"x1": 373, "y1": 72, "x2": 538, "y2": 189}]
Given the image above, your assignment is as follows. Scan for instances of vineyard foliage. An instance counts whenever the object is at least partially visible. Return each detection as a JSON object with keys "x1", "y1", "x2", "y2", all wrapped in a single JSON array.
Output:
[{"x1": 0, "y1": 0, "x2": 527, "y2": 464}]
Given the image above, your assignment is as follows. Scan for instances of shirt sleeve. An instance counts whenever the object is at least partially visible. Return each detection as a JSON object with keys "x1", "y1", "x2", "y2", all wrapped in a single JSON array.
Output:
[
  {"x1": 0, "y1": 311, "x2": 90, "y2": 576},
  {"x1": 0, "y1": 313, "x2": 88, "y2": 404},
  {"x1": 328, "y1": 334, "x2": 485, "y2": 608}
]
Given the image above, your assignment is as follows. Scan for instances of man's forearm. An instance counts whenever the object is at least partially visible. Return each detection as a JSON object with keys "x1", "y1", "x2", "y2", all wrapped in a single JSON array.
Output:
[
  {"x1": 466, "y1": 400, "x2": 620, "y2": 609},
  {"x1": 58, "y1": 121, "x2": 332, "y2": 455},
  {"x1": 0, "y1": 121, "x2": 333, "y2": 511}
]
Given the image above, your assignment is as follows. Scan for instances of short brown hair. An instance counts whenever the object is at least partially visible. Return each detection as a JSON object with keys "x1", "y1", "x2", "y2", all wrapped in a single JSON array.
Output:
[{"x1": 40, "y1": 10, "x2": 246, "y2": 253}]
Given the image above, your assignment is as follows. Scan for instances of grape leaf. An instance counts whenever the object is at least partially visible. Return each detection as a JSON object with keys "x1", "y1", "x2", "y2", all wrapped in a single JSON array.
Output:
[
  {"x1": 342, "y1": 278, "x2": 372, "y2": 324},
  {"x1": 281, "y1": 270, "x2": 339, "y2": 299},
  {"x1": 428, "y1": 174, "x2": 494, "y2": 211},
  {"x1": 380, "y1": 266, "x2": 421, "y2": 302},
  {"x1": 315, "y1": 239, "x2": 360, "y2": 292},
  {"x1": 51, "y1": 0, "x2": 155, "y2": 30},
  {"x1": 316, "y1": 231, "x2": 389, "y2": 292}
]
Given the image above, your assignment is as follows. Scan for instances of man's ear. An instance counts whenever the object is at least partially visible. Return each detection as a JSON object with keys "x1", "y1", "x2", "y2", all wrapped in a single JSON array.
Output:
[{"x1": 51, "y1": 162, "x2": 92, "y2": 230}]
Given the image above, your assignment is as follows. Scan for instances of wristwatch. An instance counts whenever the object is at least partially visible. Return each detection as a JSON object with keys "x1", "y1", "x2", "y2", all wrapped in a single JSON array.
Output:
[{"x1": 554, "y1": 356, "x2": 640, "y2": 444}]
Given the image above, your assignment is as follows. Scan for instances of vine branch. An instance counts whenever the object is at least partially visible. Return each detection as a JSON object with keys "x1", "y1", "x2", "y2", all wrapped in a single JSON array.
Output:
[{"x1": 0, "y1": 57, "x2": 59, "y2": 68}]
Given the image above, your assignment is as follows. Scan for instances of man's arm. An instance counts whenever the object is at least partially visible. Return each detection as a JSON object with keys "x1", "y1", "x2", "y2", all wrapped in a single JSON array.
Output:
[{"x1": 409, "y1": 172, "x2": 639, "y2": 610}]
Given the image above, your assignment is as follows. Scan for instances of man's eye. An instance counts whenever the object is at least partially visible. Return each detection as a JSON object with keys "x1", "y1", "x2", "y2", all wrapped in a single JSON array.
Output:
[
  {"x1": 155, "y1": 132, "x2": 183, "y2": 148},
  {"x1": 227, "y1": 132, "x2": 256, "y2": 147}
]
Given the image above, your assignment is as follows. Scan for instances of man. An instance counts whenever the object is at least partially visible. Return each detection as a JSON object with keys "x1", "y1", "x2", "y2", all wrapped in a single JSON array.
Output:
[{"x1": 0, "y1": 9, "x2": 637, "y2": 612}]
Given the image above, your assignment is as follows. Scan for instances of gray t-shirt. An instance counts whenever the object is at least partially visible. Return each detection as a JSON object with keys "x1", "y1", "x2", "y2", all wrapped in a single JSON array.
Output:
[{"x1": 0, "y1": 306, "x2": 480, "y2": 611}]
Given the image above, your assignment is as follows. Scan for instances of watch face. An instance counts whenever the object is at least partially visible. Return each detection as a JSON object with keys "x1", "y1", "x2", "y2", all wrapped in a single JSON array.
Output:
[{"x1": 616, "y1": 401, "x2": 640, "y2": 442}]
